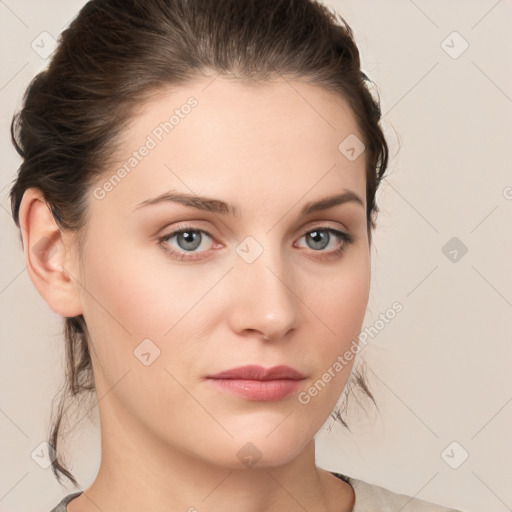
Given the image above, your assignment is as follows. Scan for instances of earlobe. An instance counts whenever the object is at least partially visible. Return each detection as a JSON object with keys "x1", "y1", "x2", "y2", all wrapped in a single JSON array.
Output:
[{"x1": 18, "y1": 187, "x2": 83, "y2": 318}]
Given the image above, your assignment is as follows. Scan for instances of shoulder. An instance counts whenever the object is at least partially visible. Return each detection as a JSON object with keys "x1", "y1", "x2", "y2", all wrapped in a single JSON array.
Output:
[
  {"x1": 331, "y1": 472, "x2": 462, "y2": 512},
  {"x1": 48, "y1": 491, "x2": 83, "y2": 512}
]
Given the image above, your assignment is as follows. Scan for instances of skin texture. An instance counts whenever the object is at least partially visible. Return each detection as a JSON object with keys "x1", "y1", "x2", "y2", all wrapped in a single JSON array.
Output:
[{"x1": 20, "y1": 76, "x2": 370, "y2": 512}]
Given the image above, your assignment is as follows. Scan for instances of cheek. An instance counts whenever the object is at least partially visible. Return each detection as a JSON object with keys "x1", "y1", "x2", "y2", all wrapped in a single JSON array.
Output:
[
  {"x1": 301, "y1": 250, "x2": 370, "y2": 402},
  {"x1": 312, "y1": 249, "x2": 370, "y2": 345},
  {"x1": 81, "y1": 232, "x2": 195, "y2": 332},
  {"x1": 78, "y1": 239, "x2": 218, "y2": 424},
  {"x1": 79, "y1": 236, "x2": 226, "y2": 377}
]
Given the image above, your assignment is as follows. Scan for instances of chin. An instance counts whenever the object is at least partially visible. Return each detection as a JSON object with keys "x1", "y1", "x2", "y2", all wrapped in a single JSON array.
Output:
[{"x1": 212, "y1": 428, "x2": 313, "y2": 470}]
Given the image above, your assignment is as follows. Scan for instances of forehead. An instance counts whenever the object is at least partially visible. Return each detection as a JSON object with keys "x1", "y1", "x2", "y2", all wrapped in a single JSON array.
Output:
[{"x1": 92, "y1": 76, "x2": 367, "y2": 215}]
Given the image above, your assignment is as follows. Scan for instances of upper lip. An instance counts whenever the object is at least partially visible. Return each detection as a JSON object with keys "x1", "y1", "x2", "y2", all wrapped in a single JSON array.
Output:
[{"x1": 207, "y1": 365, "x2": 305, "y2": 380}]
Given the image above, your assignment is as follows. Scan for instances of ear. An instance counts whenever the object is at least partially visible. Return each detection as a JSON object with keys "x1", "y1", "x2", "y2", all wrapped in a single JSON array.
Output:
[{"x1": 17, "y1": 187, "x2": 83, "y2": 317}]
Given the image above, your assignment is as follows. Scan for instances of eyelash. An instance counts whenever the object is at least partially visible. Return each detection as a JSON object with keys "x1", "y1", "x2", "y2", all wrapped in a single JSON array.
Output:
[{"x1": 157, "y1": 224, "x2": 354, "y2": 262}]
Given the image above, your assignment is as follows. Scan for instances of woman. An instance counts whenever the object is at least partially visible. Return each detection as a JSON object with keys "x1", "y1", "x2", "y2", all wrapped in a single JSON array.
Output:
[{"x1": 9, "y1": 0, "x2": 462, "y2": 510}]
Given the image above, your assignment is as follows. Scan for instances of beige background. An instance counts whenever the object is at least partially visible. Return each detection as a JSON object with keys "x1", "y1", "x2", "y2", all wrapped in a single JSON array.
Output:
[{"x1": 1, "y1": 1, "x2": 511, "y2": 511}]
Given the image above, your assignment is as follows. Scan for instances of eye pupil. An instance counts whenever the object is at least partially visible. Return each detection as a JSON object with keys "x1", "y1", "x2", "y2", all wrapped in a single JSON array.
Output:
[
  {"x1": 177, "y1": 230, "x2": 201, "y2": 251},
  {"x1": 307, "y1": 230, "x2": 329, "y2": 250}
]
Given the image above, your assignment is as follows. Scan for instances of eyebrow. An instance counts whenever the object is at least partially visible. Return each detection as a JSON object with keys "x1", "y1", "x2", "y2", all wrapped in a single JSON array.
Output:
[{"x1": 133, "y1": 189, "x2": 364, "y2": 216}]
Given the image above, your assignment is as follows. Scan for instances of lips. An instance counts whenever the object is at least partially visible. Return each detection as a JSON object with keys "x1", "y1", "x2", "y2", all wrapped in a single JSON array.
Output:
[
  {"x1": 206, "y1": 365, "x2": 306, "y2": 401},
  {"x1": 207, "y1": 365, "x2": 305, "y2": 380}
]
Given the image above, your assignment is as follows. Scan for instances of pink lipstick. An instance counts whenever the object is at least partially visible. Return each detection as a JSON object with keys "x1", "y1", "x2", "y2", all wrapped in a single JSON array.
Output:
[{"x1": 206, "y1": 365, "x2": 305, "y2": 401}]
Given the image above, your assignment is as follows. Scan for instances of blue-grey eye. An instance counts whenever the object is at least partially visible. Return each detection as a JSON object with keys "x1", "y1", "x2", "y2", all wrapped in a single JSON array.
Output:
[
  {"x1": 306, "y1": 229, "x2": 331, "y2": 250},
  {"x1": 174, "y1": 230, "x2": 204, "y2": 251}
]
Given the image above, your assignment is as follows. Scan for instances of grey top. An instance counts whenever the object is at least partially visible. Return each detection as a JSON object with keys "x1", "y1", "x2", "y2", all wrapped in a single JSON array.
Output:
[{"x1": 48, "y1": 472, "x2": 461, "y2": 511}]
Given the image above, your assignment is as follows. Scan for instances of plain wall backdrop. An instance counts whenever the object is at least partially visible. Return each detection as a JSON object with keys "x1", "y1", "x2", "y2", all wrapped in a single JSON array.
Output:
[{"x1": 1, "y1": 1, "x2": 511, "y2": 511}]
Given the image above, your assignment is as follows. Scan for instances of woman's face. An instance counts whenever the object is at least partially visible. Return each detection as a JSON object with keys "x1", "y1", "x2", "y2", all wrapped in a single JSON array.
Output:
[{"x1": 76, "y1": 76, "x2": 370, "y2": 468}]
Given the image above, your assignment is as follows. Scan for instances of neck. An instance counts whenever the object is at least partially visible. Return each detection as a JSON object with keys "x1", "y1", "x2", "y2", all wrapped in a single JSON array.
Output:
[{"x1": 68, "y1": 398, "x2": 354, "y2": 512}]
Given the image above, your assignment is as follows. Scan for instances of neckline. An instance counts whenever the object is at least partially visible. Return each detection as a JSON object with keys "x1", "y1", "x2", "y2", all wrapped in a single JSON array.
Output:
[{"x1": 60, "y1": 472, "x2": 353, "y2": 510}]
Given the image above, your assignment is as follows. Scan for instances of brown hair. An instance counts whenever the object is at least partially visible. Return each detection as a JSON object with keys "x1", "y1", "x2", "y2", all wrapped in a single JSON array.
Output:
[{"x1": 10, "y1": 0, "x2": 387, "y2": 487}]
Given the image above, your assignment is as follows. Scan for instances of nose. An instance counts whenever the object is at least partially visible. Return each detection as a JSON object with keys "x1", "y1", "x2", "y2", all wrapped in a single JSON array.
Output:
[{"x1": 227, "y1": 244, "x2": 300, "y2": 342}]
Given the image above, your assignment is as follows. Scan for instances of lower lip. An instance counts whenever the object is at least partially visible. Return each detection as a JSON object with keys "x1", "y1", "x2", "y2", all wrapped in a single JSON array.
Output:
[{"x1": 207, "y1": 378, "x2": 304, "y2": 401}]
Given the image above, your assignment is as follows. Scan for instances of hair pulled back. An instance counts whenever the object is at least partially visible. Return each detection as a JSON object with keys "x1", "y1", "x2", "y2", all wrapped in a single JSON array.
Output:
[{"x1": 10, "y1": 0, "x2": 388, "y2": 486}]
